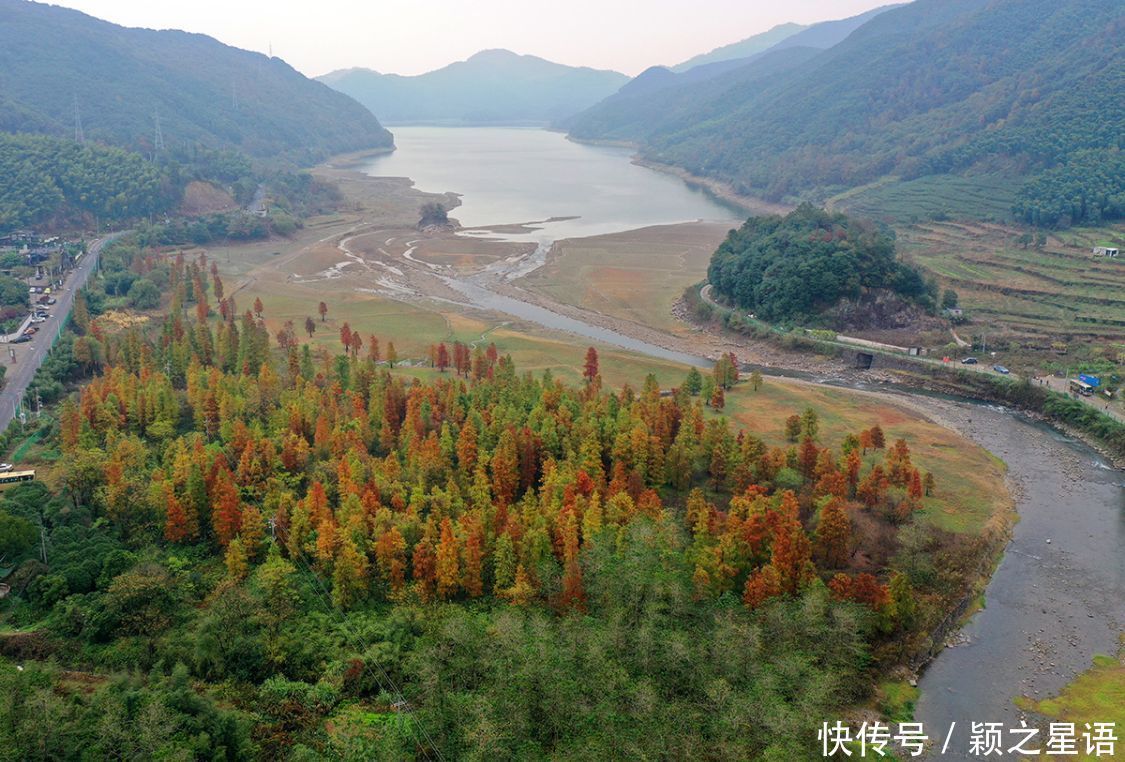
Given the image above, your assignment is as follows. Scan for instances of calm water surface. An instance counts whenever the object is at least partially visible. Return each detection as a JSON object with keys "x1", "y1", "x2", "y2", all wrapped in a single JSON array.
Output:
[{"x1": 361, "y1": 126, "x2": 740, "y2": 241}]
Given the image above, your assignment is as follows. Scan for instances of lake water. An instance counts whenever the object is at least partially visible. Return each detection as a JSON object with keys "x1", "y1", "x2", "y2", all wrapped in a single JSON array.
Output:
[{"x1": 360, "y1": 126, "x2": 740, "y2": 241}]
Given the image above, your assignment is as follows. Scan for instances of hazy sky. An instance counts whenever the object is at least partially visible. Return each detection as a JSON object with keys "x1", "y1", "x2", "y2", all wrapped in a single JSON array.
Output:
[{"x1": 49, "y1": 0, "x2": 893, "y2": 77}]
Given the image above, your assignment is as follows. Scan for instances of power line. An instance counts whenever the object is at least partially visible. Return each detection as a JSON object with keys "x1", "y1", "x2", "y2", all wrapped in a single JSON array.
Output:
[{"x1": 283, "y1": 541, "x2": 444, "y2": 760}]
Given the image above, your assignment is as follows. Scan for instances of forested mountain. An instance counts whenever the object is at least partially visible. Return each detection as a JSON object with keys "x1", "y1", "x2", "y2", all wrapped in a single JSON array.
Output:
[
  {"x1": 563, "y1": 5, "x2": 901, "y2": 136},
  {"x1": 568, "y1": 0, "x2": 1125, "y2": 224},
  {"x1": 0, "y1": 0, "x2": 392, "y2": 162},
  {"x1": 670, "y1": 22, "x2": 805, "y2": 72},
  {"x1": 318, "y1": 50, "x2": 628, "y2": 125},
  {"x1": 671, "y1": 6, "x2": 899, "y2": 73}
]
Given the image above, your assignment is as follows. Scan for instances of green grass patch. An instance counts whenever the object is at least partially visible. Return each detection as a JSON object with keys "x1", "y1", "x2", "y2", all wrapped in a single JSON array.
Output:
[
  {"x1": 878, "y1": 680, "x2": 920, "y2": 723},
  {"x1": 1018, "y1": 645, "x2": 1125, "y2": 760}
]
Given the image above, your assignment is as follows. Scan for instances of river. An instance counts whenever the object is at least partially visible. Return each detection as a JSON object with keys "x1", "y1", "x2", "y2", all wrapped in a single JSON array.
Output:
[{"x1": 360, "y1": 126, "x2": 1123, "y2": 755}]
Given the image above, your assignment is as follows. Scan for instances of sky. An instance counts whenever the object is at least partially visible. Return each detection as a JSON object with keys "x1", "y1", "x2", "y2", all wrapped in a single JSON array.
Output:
[{"x1": 48, "y1": 0, "x2": 894, "y2": 77}]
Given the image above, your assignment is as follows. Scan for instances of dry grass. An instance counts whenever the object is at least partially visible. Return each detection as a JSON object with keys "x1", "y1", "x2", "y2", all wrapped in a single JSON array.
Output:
[
  {"x1": 518, "y1": 222, "x2": 732, "y2": 335},
  {"x1": 723, "y1": 378, "x2": 1008, "y2": 535}
]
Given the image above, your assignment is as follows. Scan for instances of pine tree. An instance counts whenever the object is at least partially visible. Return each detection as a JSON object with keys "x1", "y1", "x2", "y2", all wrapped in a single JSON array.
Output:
[
  {"x1": 493, "y1": 533, "x2": 517, "y2": 593},
  {"x1": 558, "y1": 511, "x2": 585, "y2": 612},
  {"x1": 462, "y1": 520, "x2": 484, "y2": 598},
  {"x1": 816, "y1": 498, "x2": 851, "y2": 568},
  {"x1": 785, "y1": 414, "x2": 802, "y2": 442},
  {"x1": 505, "y1": 564, "x2": 536, "y2": 606},
  {"x1": 374, "y1": 526, "x2": 407, "y2": 597},
  {"x1": 225, "y1": 536, "x2": 249, "y2": 581},
  {"x1": 583, "y1": 346, "x2": 599, "y2": 382},
  {"x1": 435, "y1": 518, "x2": 460, "y2": 600},
  {"x1": 332, "y1": 537, "x2": 369, "y2": 610},
  {"x1": 211, "y1": 473, "x2": 243, "y2": 547},
  {"x1": 743, "y1": 564, "x2": 782, "y2": 609}
]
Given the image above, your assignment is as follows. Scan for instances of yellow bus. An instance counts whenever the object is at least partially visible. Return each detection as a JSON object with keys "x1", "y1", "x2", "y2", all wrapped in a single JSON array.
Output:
[{"x1": 0, "y1": 469, "x2": 35, "y2": 487}]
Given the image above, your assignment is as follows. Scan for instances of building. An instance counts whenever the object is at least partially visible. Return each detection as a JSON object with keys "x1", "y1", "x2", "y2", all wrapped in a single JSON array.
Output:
[{"x1": 1092, "y1": 246, "x2": 1119, "y2": 257}]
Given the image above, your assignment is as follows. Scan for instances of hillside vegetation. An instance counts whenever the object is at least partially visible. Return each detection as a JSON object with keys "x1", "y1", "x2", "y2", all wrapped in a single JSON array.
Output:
[
  {"x1": 708, "y1": 205, "x2": 935, "y2": 324},
  {"x1": 0, "y1": 133, "x2": 172, "y2": 229},
  {"x1": 319, "y1": 50, "x2": 628, "y2": 125},
  {"x1": 0, "y1": 0, "x2": 392, "y2": 162},
  {"x1": 0, "y1": 133, "x2": 343, "y2": 234},
  {"x1": 568, "y1": 0, "x2": 1124, "y2": 225}
]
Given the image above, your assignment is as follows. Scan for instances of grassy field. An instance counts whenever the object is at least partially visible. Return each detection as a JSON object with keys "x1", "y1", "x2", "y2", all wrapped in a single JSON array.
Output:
[
  {"x1": 518, "y1": 222, "x2": 732, "y2": 335},
  {"x1": 833, "y1": 173, "x2": 1021, "y2": 224},
  {"x1": 1019, "y1": 644, "x2": 1125, "y2": 761},
  {"x1": 723, "y1": 378, "x2": 1008, "y2": 536},
  {"x1": 896, "y1": 221, "x2": 1125, "y2": 346}
]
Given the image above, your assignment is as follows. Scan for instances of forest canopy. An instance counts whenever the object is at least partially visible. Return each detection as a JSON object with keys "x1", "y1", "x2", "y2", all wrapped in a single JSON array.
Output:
[
  {"x1": 0, "y1": 243, "x2": 975, "y2": 757},
  {"x1": 707, "y1": 205, "x2": 933, "y2": 324},
  {"x1": 0, "y1": 133, "x2": 174, "y2": 230}
]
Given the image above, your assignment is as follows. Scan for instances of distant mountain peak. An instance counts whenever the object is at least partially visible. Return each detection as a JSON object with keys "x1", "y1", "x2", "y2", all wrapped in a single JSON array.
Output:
[
  {"x1": 466, "y1": 48, "x2": 523, "y2": 62},
  {"x1": 318, "y1": 49, "x2": 629, "y2": 126}
]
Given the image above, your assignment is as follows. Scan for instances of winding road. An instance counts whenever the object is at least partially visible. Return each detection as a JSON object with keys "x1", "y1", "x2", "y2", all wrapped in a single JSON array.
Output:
[{"x1": 0, "y1": 233, "x2": 120, "y2": 436}]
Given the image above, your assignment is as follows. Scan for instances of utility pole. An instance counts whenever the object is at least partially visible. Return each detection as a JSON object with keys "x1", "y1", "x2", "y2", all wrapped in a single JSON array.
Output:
[
  {"x1": 73, "y1": 95, "x2": 85, "y2": 144},
  {"x1": 153, "y1": 108, "x2": 165, "y2": 154}
]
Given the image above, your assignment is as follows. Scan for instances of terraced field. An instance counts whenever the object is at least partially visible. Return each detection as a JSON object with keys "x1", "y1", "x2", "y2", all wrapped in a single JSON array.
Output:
[
  {"x1": 897, "y1": 221, "x2": 1125, "y2": 344},
  {"x1": 833, "y1": 173, "x2": 1020, "y2": 224}
]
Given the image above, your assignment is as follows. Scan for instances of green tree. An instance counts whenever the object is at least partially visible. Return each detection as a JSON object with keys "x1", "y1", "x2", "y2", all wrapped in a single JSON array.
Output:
[{"x1": 127, "y1": 278, "x2": 161, "y2": 309}]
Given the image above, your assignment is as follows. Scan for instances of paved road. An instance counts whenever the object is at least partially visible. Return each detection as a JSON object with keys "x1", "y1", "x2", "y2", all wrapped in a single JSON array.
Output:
[
  {"x1": 0, "y1": 233, "x2": 121, "y2": 436},
  {"x1": 699, "y1": 283, "x2": 1017, "y2": 379},
  {"x1": 1037, "y1": 373, "x2": 1124, "y2": 423}
]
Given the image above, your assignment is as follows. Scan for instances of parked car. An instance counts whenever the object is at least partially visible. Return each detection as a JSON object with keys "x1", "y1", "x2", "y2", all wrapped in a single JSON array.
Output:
[
  {"x1": 46, "y1": 297, "x2": 56, "y2": 305},
  {"x1": 11, "y1": 335, "x2": 30, "y2": 343},
  {"x1": 29, "y1": 316, "x2": 45, "y2": 324},
  {"x1": 0, "y1": 463, "x2": 12, "y2": 472},
  {"x1": 961, "y1": 357, "x2": 978, "y2": 365},
  {"x1": 24, "y1": 326, "x2": 38, "y2": 335},
  {"x1": 993, "y1": 365, "x2": 1010, "y2": 375}
]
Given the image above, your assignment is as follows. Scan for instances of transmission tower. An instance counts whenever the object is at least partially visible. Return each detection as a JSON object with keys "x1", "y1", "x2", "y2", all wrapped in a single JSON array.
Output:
[
  {"x1": 153, "y1": 107, "x2": 165, "y2": 153},
  {"x1": 73, "y1": 95, "x2": 85, "y2": 143}
]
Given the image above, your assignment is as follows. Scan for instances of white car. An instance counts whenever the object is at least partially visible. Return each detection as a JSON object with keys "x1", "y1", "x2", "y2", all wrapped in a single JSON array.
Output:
[
  {"x1": 29, "y1": 316, "x2": 46, "y2": 324},
  {"x1": 0, "y1": 463, "x2": 13, "y2": 472}
]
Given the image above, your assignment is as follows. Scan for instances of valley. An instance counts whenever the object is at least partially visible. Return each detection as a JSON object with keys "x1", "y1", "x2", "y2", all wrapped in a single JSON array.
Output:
[
  {"x1": 190, "y1": 129, "x2": 1121, "y2": 754},
  {"x1": 0, "y1": 0, "x2": 1122, "y2": 758}
]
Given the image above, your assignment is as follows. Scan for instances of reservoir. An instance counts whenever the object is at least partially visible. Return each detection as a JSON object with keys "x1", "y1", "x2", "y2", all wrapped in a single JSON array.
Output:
[{"x1": 360, "y1": 126, "x2": 740, "y2": 241}]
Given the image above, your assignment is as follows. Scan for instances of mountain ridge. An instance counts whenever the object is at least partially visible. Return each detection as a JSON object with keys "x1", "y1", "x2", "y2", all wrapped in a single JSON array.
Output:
[
  {"x1": 566, "y1": 0, "x2": 1124, "y2": 224},
  {"x1": 0, "y1": 0, "x2": 393, "y2": 163},
  {"x1": 318, "y1": 49, "x2": 629, "y2": 125}
]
